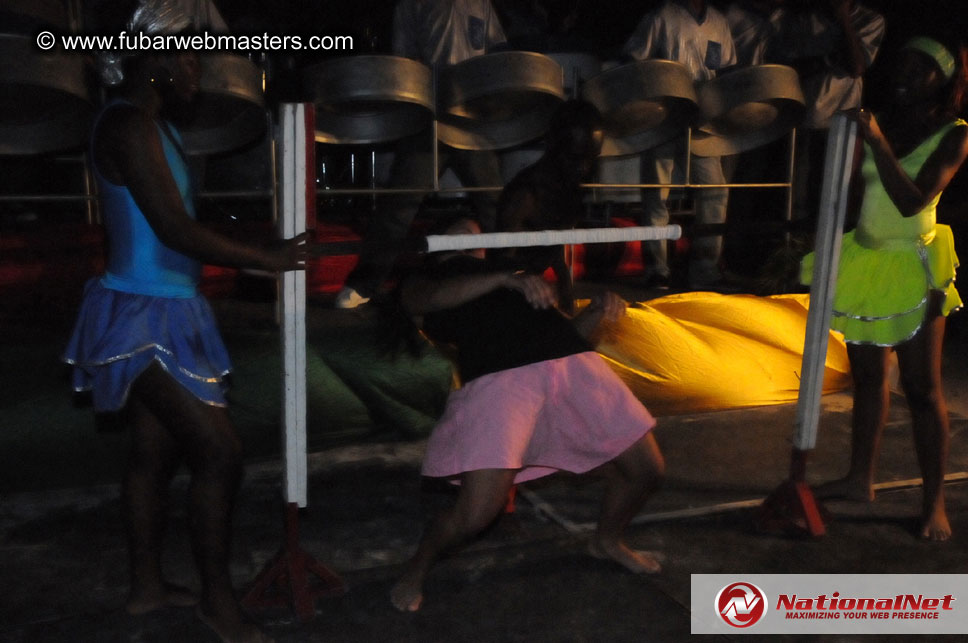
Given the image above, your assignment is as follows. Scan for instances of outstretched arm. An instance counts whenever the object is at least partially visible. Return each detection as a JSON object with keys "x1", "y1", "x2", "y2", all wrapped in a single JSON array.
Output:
[
  {"x1": 97, "y1": 106, "x2": 309, "y2": 271},
  {"x1": 853, "y1": 111, "x2": 968, "y2": 216},
  {"x1": 401, "y1": 268, "x2": 557, "y2": 316}
]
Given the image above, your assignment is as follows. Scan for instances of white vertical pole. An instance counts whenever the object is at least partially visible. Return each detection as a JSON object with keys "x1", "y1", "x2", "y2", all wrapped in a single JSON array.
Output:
[
  {"x1": 794, "y1": 113, "x2": 857, "y2": 450},
  {"x1": 277, "y1": 103, "x2": 309, "y2": 507}
]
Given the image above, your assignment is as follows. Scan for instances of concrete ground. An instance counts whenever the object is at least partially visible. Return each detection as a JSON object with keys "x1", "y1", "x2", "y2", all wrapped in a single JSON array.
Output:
[{"x1": 2, "y1": 285, "x2": 968, "y2": 642}]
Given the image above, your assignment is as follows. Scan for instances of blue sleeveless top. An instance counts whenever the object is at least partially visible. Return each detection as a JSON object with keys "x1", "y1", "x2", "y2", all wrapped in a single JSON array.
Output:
[{"x1": 93, "y1": 102, "x2": 201, "y2": 298}]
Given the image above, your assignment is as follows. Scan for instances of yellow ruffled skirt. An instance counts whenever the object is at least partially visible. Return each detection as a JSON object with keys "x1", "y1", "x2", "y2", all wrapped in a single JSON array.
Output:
[{"x1": 801, "y1": 224, "x2": 962, "y2": 346}]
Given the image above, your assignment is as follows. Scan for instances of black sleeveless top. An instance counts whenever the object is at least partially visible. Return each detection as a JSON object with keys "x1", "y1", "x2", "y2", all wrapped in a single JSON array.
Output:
[{"x1": 421, "y1": 255, "x2": 592, "y2": 383}]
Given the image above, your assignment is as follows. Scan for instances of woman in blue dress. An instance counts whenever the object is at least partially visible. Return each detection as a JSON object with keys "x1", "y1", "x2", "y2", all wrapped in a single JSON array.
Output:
[{"x1": 63, "y1": 3, "x2": 308, "y2": 641}]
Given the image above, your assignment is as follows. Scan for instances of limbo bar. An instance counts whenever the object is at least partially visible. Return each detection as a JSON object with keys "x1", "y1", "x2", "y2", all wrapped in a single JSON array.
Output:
[{"x1": 423, "y1": 225, "x2": 682, "y2": 253}]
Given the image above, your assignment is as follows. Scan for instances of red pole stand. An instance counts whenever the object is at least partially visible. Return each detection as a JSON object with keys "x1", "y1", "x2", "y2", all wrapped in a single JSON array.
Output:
[
  {"x1": 754, "y1": 448, "x2": 829, "y2": 538},
  {"x1": 242, "y1": 503, "x2": 346, "y2": 622}
]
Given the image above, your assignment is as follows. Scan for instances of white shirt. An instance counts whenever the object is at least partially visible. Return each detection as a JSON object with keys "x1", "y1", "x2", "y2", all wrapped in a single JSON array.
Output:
[
  {"x1": 781, "y1": 4, "x2": 885, "y2": 129},
  {"x1": 393, "y1": 0, "x2": 507, "y2": 67},
  {"x1": 725, "y1": 3, "x2": 785, "y2": 67},
  {"x1": 624, "y1": 0, "x2": 737, "y2": 82}
]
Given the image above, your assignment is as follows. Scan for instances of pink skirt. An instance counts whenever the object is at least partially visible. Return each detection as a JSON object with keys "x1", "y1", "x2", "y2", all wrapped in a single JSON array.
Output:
[{"x1": 422, "y1": 352, "x2": 656, "y2": 484}]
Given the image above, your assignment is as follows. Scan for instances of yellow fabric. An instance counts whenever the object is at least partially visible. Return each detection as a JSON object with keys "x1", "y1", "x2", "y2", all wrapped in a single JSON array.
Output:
[{"x1": 588, "y1": 292, "x2": 851, "y2": 416}]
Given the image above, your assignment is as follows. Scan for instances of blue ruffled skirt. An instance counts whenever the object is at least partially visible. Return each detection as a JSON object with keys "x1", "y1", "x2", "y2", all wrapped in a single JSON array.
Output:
[{"x1": 63, "y1": 278, "x2": 232, "y2": 412}]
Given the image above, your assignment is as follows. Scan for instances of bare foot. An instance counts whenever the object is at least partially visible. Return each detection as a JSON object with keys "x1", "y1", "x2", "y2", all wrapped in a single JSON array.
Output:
[
  {"x1": 125, "y1": 583, "x2": 198, "y2": 615},
  {"x1": 196, "y1": 604, "x2": 274, "y2": 643},
  {"x1": 920, "y1": 510, "x2": 952, "y2": 542},
  {"x1": 587, "y1": 538, "x2": 662, "y2": 574},
  {"x1": 813, "y1": 477, "x2": 875, "y2": 502},
  {"x1": 390, "y1": 571, "x2": 424, "y2": 612}
]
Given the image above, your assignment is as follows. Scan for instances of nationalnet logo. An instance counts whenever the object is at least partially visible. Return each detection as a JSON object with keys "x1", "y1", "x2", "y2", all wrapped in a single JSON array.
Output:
[
  {"x1": 716, "y1": 582, "x2": 768, "y2": 628},
  {"x1": 694, "y1": 575, "x2": 968, "y2": 634},
  {"x1": 776, "y1": 592, "x2": 955, "y2": 621}
]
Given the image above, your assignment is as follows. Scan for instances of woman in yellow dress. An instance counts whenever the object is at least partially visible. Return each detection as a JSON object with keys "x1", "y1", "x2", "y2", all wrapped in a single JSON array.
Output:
[{"x1": 805, "y1": 35, "x2": 968, "y2": 540}]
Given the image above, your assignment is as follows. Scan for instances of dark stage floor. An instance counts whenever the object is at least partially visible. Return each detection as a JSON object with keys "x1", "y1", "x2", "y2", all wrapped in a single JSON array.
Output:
[{"x1": 2, "y1": 285, "x2": 968, "y2": 642}]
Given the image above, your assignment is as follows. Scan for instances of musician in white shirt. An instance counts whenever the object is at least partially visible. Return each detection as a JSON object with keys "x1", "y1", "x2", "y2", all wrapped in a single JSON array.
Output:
[
  {"x1": 625, "y1": 0, "x2": 737, "y2": 289},
  {"x1": 337, "y1": 0, "x2": 508, "y2": 309}
]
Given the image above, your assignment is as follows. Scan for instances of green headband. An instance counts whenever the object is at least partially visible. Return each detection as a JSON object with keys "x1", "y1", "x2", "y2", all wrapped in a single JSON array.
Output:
[{"x1": 902, "y1": 37, "x2": 956, "y2": 82}]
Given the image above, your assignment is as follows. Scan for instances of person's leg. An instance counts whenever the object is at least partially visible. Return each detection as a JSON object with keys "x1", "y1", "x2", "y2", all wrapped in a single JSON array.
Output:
[
  {"x1": 791, "y1": 128, "x2": 829, "y2": 223},
  {"x1": 342, "y1": 134, "x2": 436, "y2": 300},
  {"x1": 815, "y1": 343, "x2": 892, "y2": 501},
  {"x1": 451, "y1": 148, "x2": 502, "y2": 232},
  {"x1": 895, "y1": 298, "x2": 951, "y2": 540},
  {"x1": 688, "y1": 154, "x2": 728, "y2": 288},
  {"x1": 122, "y1": 394, "x2": 196, "y2": 615},
  {"x1": 589, "y1": 432, "x2": 665, "y2": 573},
  {"x1": 791, "y1": 127, "x2": 814, "y2": 223},
  {"x1": 640, "y1": 143, "x2": 676, "y2": 280},
  {"x1": 129, "y1": 363, "x2": 268, "y2": 642},
  {"x1": 391, "y1": 468, "x2": 518, "y2": 612}
]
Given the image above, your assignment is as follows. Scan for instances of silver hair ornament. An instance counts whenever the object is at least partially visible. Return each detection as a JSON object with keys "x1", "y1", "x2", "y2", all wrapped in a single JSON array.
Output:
[{"x1": 95, "y1": 0, "x2": 192, "y2": 86}]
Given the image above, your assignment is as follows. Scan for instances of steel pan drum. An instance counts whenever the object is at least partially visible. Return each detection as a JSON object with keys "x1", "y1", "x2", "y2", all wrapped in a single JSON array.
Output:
[
  {"x1": 0, "y1": 34, "x2": 93, "y2": 154},
  {"x1": 437, "y1": 51, "x2": 565, "y2": 151},
  {"x1": 583, "y1": 59, "x2": 698, "y2": 157},
  {"x1": 304, "y1": 55, "x2": 434, "y2": 146},
  {"x1": 180, "y1": 54, "x2": 266, "y2": 155},
  {"x1": 690, "y1": 64, "x2": 804, "y2": 157}
]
